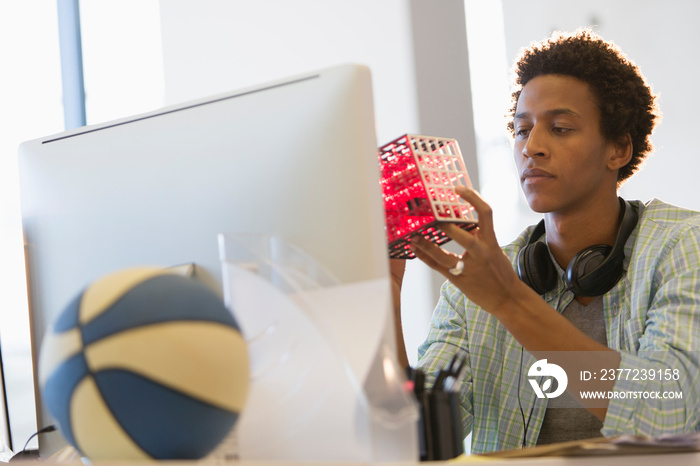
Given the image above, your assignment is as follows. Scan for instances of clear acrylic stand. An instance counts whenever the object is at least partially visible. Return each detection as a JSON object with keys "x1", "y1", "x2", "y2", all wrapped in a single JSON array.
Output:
[{"x1": 218, "y1": 234, "x2": 418, "y2": 462}]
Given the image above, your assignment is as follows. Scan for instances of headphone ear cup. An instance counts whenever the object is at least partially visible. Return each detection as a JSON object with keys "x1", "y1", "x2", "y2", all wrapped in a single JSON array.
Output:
[
  {"x1": 565, "y1": 245, "x2": 615, "y2": 297},
  {"x1": 517, "y1": 241, "x2": 558, "y2": 295}
]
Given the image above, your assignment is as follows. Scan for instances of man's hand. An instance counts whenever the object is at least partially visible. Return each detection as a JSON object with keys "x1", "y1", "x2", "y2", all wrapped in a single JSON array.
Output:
[{"x1": 408, "y1": 187, "x2": 521, "y2": 317}]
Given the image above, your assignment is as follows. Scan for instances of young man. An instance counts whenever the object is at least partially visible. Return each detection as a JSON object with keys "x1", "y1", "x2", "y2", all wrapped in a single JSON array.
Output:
[{"x1": 394, "y1": 29, "x2": 700, "y2": 453}]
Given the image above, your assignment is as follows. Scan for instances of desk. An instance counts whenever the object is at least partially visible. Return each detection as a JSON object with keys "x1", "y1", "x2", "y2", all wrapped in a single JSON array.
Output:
[
  {"x1": 206, "y1": 453, "x2": 700, "y2": 465},
  {"x1": 458, "y1": 452, "x2": 700, "y2": 465},
  {"x1": 227, "y1": 453, "x2": 699, "y2": 465},
  {"x1": 29, "y1": 451, "x2": 700, "y2": 465}
]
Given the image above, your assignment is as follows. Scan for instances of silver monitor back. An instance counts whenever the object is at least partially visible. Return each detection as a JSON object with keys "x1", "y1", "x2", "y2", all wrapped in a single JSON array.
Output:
[{"x1": 17, "y1": 64, "x2": 387, "y2": 457}]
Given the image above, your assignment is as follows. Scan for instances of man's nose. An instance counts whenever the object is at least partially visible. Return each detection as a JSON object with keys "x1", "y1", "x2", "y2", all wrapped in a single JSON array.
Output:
[{"x1": 522, "y1": 125, "x2": 548, "y2": 158}]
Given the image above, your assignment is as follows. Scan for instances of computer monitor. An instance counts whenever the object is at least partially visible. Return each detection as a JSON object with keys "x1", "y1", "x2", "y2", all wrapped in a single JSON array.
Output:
[
  {"x1": 17, "y1": 64, "x2": 397, "y2": 458},
  {"x1": 0, "y1": 341, "x2": 12, "y2": 454}
]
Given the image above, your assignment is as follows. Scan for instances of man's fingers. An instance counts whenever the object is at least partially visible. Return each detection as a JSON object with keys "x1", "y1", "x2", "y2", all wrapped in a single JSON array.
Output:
[
  {"x1": 438, "y1": 223, "x2": 477, "y2": 250},
  {"x1": 455, "y1": 187, "x2": 495, "y2": 239},
  {"x1": 409, "y1": 236, "x2": 460, "y2": 272}
]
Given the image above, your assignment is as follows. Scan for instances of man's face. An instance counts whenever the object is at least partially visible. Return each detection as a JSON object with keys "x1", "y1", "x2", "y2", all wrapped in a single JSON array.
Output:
[{"x1": 513, "y1": 74, "x2": 619, "y2": 215}]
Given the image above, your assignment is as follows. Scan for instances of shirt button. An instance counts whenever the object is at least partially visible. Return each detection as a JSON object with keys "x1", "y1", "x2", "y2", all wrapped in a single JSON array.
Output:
[{"x1": 611, "y1": 305, "x2": 619, "y2": 316}]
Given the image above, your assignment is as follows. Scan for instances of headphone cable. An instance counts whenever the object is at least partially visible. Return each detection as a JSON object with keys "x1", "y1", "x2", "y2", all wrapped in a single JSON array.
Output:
[
  {"x1": 516, "y1": 346, "x2": 537, "y2": 448},
  {"x1": 516, "y1": 286, "x2": 568, "y2": 448}
]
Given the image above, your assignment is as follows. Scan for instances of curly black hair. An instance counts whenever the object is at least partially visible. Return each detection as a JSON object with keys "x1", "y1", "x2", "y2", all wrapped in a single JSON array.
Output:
[{"x1": 507, "y1": 29, "x2": 660, "y2": 184}]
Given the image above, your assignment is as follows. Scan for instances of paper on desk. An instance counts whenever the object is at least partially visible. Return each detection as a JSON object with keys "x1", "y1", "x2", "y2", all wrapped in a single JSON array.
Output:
[
  {"x1": 475, "y1": 432, "x2": 700, "y2": 458},
  {"x1": 611, "y1": 432, "x2": 700, "y2": 448}
]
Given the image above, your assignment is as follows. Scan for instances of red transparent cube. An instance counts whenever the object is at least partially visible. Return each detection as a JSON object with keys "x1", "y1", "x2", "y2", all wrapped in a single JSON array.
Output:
[{"x1": 378, "y1": 134, "x2": 478, "y2": 259}]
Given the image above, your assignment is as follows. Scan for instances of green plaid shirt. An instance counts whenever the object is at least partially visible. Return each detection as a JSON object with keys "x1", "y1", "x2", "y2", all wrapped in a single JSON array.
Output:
[{"x1": 416, "y1": 199, "x2": 700, "y2": 453}]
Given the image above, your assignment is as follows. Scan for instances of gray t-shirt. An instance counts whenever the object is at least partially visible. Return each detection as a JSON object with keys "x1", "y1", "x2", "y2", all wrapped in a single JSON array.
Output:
[{"x1": 535, "y1": 296, "x2": 606, "y2": 445}]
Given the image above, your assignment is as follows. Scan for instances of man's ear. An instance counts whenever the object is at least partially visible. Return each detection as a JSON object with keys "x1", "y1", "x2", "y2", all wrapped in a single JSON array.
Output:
[{"x1": 608, "y1": 133, "x2": 633, "y2": 170}]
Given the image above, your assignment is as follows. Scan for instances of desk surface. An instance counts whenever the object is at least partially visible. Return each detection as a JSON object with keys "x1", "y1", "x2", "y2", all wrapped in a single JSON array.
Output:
[
  {"x1": 23, "y1": 451, "x2": 700, "y2": 465},
  {"x1": 37, "y1": 443, "x2": 700, "y2": 465}
]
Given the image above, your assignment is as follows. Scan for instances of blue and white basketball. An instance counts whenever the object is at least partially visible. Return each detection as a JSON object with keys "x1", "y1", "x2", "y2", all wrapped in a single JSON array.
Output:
[{"x1": 38, "y1": 267, "x2": 249, "y2": 460}]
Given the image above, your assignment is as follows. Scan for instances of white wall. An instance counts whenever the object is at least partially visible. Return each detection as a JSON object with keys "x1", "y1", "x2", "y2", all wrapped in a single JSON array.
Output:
[
  {"x1": 158, "y1": 0, "x2": 478, "y2": 365},
  {"x1": 80, "y1": 1, "x2": 164, "y2": 125},
  {"x1": 500, "y1": 0, "x2": 700, "y2": 213},
  {"x1": 159, "y1": 0, "x2": 420, "y2": 145}
]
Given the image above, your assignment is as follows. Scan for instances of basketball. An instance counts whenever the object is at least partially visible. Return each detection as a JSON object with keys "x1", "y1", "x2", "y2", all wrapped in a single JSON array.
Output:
[{"x1": 38, "y1": 266, "x2": 249, "y2": 460}]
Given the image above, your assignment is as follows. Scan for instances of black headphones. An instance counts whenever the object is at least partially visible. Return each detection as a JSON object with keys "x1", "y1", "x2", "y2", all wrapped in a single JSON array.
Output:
[{"x1": 517, "y1": 198, "x2": 638, "y2": 297}]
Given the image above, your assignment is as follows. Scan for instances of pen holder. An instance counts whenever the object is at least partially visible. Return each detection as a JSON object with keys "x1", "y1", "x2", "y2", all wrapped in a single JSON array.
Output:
[
  {"x1": 426, "y1": 390, "x2": 463, "y2": 460},
  {"x1": 407, "y1": 368, "x2": 464, "y2": 461}
]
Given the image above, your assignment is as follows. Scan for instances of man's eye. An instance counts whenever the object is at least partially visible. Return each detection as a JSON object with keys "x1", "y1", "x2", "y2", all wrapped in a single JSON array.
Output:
[
  {"x1": 516, "y1": 128, "x2": 530, "y2": 137},
  {"x1": 552, "y1": 126, "x2": 571, "y2": 133}
]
